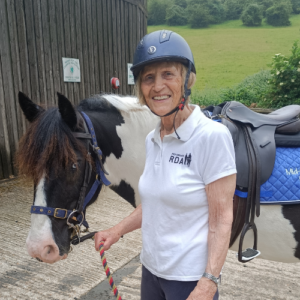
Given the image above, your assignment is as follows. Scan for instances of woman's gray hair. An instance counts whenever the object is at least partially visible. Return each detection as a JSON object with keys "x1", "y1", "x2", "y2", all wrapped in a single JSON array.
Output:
[{"x1": 134, "y1": 62, "x2": 196, "y2": 106}]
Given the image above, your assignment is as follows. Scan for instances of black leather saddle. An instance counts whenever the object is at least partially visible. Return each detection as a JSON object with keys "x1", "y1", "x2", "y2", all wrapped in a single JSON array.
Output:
[{"x1": 202, "y1": 101, "x2": 300, "y2": 262}]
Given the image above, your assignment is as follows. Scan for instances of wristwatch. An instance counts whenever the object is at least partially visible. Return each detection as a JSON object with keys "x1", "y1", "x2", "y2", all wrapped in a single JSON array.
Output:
[{"x1": 202, "y1": 272, "x2": 220, "y2": 286}]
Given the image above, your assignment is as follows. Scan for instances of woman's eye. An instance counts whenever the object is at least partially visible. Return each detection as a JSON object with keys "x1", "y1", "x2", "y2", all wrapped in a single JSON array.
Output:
[
  {"x1": 72, "y1": 163, "x2": 77, "y2": 170},
  {"x1": 143, "y1": 75, "x2": 153, "y2": 82}
]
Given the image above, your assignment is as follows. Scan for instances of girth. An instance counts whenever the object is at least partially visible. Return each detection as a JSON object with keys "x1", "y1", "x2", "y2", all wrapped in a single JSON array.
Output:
[{"x1": 30, "y1": 111, "x2": 111, "y2": 244}]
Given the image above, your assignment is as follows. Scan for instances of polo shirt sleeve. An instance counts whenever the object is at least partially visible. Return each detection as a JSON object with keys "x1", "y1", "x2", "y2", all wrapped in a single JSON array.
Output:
[{"x1": 199, "y1": 124, "x2": 237, "y2": 185}]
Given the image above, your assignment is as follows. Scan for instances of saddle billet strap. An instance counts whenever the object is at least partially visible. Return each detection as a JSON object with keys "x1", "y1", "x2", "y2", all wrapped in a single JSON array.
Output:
[{"x1": 229, "y1": 195, "x2": 247, "y2": 248}]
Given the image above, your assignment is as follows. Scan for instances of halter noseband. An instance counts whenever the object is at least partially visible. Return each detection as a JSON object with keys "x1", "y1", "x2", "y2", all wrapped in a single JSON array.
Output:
[{"x1": 30, "y1": 112, "x2": 111, "y2": 244}]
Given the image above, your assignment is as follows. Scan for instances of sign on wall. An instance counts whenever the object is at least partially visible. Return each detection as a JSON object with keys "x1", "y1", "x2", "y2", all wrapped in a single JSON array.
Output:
[
  {"x1": 62, "y1": 58, "x2": 81, "y2": 82},
  {"x1": 127, "y1": 63, "x2": 134, "y2": 85}
]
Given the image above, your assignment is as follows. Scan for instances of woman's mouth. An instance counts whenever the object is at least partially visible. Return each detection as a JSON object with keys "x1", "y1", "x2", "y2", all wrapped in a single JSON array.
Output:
[{"x1": 153, "y1": 95, "x2": 170, "y2": 101}]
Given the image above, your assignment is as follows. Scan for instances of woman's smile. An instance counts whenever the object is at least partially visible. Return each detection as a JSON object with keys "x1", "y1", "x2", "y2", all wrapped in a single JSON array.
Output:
[{"x1": 141, "y1": 62, "x2": 183, "y2": 116}]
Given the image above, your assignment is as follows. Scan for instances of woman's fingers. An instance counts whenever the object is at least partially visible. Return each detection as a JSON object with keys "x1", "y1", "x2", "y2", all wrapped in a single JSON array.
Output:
[
  {"x1": 94, "y1": 230, "x2": 118, "y2": 251},
  {"x1": 94, "y1": 231, "x2": 108, "y2": 251}
]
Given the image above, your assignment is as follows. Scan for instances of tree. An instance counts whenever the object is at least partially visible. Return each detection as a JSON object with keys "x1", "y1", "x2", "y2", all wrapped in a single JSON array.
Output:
[
  {"x1": 166, "y1": 5, "x2": 188, "y2": 26},
  {"x1": 186, "y1": 0, "x2": 225, "y2": 24},
  {"x1": 188, "y1": 5, "x2": 211, "y2": 28},
  {"x1": 174, "y1": 0, "x2": 188, "y2": 8},
  {"x1": 147, "y1": 0, "x2": 170, "y2": 25},
  {"x1": 266, "y1": 1, "x2": 292, "y2": 26},
  {"x1": 241, "y1": 3, "x2": 263, "y2": 26},
  {"x1": 291, "y1": 0, "x2": 300, "y2": 13},
  {"x1": 224, "y1": 0, "x2": 245, "y2": 20}
]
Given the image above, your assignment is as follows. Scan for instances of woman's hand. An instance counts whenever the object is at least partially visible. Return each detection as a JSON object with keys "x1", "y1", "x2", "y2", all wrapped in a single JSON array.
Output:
[
  {"x1": 186, "y1": 278, "x2": 217, "y2": 300},
  {"x1": 94, "y1": 227, "x2": 121, "y2": 251},
  {"x1": 94, "y1": 204, "x2": 143, "y2": 252}
]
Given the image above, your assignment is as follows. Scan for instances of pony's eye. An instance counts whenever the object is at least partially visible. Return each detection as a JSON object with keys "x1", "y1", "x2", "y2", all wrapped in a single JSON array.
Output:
[{"x1": 72, "y1": 163, "x2": 77, "y2": 170}]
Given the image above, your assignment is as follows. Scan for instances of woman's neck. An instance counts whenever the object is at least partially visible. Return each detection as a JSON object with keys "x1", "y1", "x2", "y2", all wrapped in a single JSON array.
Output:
[{"x1": 160, "y1": 104, "x2": 193, "y2": 140}]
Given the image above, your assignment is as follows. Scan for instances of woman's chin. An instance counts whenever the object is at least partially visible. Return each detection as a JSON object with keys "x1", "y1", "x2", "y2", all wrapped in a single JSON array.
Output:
[{"x1": 150, "y1": 104, "x2": 176, "y2": 116}]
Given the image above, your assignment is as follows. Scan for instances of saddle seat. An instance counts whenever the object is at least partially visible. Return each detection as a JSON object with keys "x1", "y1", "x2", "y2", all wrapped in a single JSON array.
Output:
[{"x1": 225, "y1": 101, "x2": 300, "y2": 128}]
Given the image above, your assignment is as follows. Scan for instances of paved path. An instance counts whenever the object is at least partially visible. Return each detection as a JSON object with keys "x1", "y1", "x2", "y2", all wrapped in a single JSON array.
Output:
[{"x1": 1, "y1": 178, "x2": 300, "y2": 299}]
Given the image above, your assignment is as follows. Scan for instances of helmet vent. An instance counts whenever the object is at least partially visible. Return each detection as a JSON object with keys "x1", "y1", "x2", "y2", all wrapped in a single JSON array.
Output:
[{"x1": 160, "y1": 30, "x2": 172, "y2": 43}]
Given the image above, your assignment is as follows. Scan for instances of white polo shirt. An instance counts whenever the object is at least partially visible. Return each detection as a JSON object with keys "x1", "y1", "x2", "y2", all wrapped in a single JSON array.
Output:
[{"x1": 138, "y1": 105, "x2": 236, "y2": 281}]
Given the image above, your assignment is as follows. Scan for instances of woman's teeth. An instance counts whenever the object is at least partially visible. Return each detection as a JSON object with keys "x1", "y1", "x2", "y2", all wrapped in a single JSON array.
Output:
[{"x1": 153, "y1": 96, "x2": 170, "y2": 100}]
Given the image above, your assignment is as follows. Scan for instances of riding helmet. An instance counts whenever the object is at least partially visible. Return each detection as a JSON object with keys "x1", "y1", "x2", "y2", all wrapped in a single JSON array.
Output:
[{"x1": 131, "y1": 30, "x2": 196, "y2": 82}]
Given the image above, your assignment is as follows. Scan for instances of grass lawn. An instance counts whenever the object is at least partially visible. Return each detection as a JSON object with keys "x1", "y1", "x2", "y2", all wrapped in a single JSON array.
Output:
[{"x1": 148, "y1": 15, "x2": 300, "y2": 92}]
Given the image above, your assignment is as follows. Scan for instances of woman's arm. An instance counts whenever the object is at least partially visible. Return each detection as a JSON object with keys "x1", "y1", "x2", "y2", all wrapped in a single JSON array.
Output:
[
  {"x1": 94, "y1": 204, "x2": 142, "y2": 251},
  {"x1": 187, "y1": 174, "x2": 236, "y2": 300}
]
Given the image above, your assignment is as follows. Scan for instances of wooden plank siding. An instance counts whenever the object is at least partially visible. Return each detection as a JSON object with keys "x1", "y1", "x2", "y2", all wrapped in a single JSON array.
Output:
[{"x1": 0, "y1": 0, "x2": 147, "y2": 180}]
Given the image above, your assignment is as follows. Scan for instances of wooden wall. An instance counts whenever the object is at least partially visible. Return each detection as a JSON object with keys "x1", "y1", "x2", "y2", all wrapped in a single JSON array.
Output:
[{"x1": 0, "y1": 0, "x2": 147, "y2": 180}]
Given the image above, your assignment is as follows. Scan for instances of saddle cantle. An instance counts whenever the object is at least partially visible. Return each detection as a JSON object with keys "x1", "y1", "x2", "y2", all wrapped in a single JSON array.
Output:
[{"x1": 202, "y1": 101, "x2": 300, "y2": 263}]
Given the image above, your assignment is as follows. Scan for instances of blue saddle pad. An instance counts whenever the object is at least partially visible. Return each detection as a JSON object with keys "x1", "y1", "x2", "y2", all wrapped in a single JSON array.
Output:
[{"x1": 260, "y1": 147, "x2": 300, "y2": 204}]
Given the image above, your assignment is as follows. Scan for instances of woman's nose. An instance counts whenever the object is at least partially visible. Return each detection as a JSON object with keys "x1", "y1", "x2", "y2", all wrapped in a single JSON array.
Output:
[{"x1": 153, "y1": 77, "x2": 165, "y2": 92}]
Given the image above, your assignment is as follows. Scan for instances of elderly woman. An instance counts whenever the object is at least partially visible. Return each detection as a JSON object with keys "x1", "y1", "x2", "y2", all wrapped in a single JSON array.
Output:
[{"x1": 94, "y1": 30, "x2": 236, "y2": 300}]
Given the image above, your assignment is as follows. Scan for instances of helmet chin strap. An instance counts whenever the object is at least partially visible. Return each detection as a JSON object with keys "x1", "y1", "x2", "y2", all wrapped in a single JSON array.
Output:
[{"x1": 148, "y1": 61, "x2": 192, "y2": 139}]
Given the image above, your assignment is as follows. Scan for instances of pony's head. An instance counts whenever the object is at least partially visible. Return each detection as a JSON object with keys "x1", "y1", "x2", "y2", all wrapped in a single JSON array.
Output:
[{"x1": 17, "y1": 92, "x2": 97, "y2": 263}]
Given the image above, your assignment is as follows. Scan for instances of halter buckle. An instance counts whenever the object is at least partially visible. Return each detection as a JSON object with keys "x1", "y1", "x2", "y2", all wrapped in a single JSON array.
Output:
[{"x1": 54, "y1": 208, "x2": 68, "y2": 219}]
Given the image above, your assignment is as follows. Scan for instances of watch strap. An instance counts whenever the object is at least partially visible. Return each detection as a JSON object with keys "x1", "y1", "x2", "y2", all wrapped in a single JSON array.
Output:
[{"x1": 202, "y1": 272, "x2": 219, "y2": 286}]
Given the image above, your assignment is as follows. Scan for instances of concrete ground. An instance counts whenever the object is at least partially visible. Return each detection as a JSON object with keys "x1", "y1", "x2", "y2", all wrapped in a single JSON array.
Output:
[{"x1": 0, "y1": 178, "x2": 300, "y2": 300}]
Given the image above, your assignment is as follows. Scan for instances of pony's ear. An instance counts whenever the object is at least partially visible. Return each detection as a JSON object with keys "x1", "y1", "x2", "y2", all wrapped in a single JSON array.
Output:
[
  {"x1": 57, "y1": 92, "x2": 77, "y2": 130},
  {"x1": 18, "y1": 92, "x2": 44, "y2": 122}
]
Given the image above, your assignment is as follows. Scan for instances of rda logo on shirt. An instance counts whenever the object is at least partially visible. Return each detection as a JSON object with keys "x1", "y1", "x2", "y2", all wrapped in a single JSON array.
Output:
[{"x1": 169, "y1": 153, "x2": 192, "y2": 167}]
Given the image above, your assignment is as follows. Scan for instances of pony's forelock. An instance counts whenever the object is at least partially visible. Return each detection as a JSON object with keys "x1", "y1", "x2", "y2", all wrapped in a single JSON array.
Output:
[{"x1": 16, "y1": 108, "x2": 86, "y2": 184}]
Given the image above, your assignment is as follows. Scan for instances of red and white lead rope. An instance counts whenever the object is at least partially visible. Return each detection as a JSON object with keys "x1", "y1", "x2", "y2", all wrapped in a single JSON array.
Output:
[{"x1": 98, "y1": 241, "x2": 122, "y2": 300}]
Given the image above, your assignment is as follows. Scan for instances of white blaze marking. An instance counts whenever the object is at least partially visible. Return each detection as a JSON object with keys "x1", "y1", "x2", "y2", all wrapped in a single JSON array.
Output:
[{"x1": 26, "y1": 176, "x2": 53, "y2": 247}]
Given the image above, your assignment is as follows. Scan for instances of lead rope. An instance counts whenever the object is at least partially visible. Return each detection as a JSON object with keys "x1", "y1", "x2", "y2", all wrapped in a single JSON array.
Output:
[{"x1": 98, "y1": 242, "x2": 122, "y2": 300}]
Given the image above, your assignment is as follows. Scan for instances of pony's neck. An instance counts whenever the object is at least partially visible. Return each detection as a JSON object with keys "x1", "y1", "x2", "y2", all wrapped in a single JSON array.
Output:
[{"x1": 102, "y1": 97, "x2": 158, "y2": 206}]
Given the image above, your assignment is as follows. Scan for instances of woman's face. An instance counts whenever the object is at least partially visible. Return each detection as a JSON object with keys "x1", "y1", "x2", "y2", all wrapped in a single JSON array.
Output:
[{"x1": 140, "y1": 62, "x2": 182, "y2": 116}]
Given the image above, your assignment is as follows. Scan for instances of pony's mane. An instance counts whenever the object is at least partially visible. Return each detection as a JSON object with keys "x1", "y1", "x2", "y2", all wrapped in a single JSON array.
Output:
[{"x1": 16, "y1": 108, "x2": 85, "y2": 183}]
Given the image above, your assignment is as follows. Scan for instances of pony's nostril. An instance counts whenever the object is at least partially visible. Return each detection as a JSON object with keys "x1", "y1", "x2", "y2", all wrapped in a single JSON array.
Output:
[{"x1": 46, "y1": 245, "x2": 55, "y2": 255}]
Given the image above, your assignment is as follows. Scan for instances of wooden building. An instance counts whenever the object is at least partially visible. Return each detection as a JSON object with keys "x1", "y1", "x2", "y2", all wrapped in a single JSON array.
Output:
[{"x1": 0, "y1": 0, "x2": 147, "y2": 180}]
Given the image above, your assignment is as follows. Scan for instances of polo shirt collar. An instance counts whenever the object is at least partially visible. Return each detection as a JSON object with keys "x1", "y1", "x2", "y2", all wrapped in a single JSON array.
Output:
[{"x1": 152, "y1": 105, "x2": 203, "y2": 143}]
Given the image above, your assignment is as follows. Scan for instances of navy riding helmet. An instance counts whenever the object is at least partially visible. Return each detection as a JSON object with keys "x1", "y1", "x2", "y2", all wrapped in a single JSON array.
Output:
[{"x1": 131, "y1": 30, "x2": 196, "y2": 116}]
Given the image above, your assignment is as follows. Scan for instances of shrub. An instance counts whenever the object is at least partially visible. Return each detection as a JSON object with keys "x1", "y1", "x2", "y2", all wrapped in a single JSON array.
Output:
[
  {"x1": 166, "y1": 5, "x2": 188, "y2": 26},
  {"x1": 188, "y1": 5, "x2": 211, "y2": 28},
  {"x1": 191, "y1": 70, "x2": 271, "y2": 107},
  {"x1": 257, "y1": 0, "x2": 274, "y2": 17},
  {"x1": 291, "y1": 0, "x2": 300, "y2": 13},
  {"x1": 147, "y1": 0, "x2": 170, "y2": 25},
  {"x1": 208, "y1": 0, "x2": 226, "y2": 24},
  {"x1": 174, "y1": 0, "x2": 188, "y2": 8},
  {"x1": 241, "y1": 4, "x2": 263, "y2": 26},
  {"x1": 264, "y1": 41, "x2": 300, "y2": 108},
  {"x1": 224, "y1": 0, "x2": 245, "y2": 20},
  {"x1": 266, "y1": 1, "x2": 292, "y2": 26}
]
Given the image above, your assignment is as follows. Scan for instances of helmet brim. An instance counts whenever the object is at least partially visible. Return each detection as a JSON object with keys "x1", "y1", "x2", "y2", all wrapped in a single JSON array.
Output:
[{"x1": 131, "y1": 56, "x2": 196, "y2": 79}]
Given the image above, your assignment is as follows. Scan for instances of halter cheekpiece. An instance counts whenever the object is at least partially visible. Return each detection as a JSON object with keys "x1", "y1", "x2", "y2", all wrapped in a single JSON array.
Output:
[{"x1": 30, "y1": 112, "x2": 111, "y2": 244}]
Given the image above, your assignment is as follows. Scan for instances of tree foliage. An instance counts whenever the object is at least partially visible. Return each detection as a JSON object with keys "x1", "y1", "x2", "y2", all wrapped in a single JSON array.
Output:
[
  {"x1": 264, "y1": 41, "x2": 300, "y2": 107},
  {"x1": 147, "y1": 0, "x2": 170, "y2": 25},
  {"x1": 291, "y1": 0, "x2": 300, "y2": 13},
  {"x1": 241, "y1": 3, "x2": 263, "y2": 26},
  {"x1": 224, "y1": 0, "x2": 245, "y2": 20},
  {"x1": 166, "y1": 5, "x2": 188, "y2": 26},
  {"x1": 266, "y1": 1, "x2": 292, "y2": 26},
  {"x1": 188, "y1": 4, "x2": 211, "y2": 28}
]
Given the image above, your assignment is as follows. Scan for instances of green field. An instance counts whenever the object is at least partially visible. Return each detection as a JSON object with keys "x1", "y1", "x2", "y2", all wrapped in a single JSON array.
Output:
[{"x1": 148, "y1": 15, "x2": 300, "y2": 92}]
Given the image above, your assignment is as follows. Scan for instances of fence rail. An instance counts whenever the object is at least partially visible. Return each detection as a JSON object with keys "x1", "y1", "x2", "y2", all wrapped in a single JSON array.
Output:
[{"x1": 0, "y1": 0, "x2": 147, "y2": 180}]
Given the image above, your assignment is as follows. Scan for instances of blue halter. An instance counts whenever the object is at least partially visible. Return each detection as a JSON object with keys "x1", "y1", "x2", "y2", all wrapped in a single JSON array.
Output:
[{"x1": 30, "y1": 112, "x2": 111, "y2": 229}]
